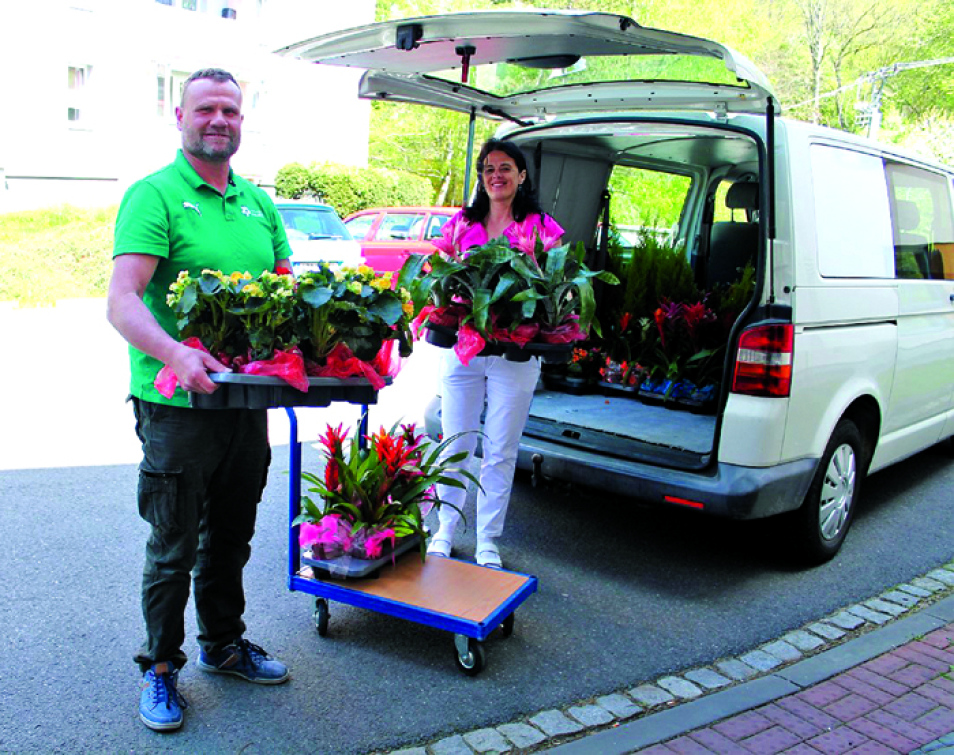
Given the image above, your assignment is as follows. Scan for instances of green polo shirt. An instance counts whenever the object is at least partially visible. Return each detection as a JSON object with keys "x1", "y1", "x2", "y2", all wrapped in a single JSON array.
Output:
[{"x1": 114, "y1": 150, "x2": 291, "y2": 406}]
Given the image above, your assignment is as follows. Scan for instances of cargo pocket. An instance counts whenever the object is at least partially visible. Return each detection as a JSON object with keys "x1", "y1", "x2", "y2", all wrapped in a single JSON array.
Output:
[{"x1": 138, "y1": 469, "x2": 182, "y2": 534}]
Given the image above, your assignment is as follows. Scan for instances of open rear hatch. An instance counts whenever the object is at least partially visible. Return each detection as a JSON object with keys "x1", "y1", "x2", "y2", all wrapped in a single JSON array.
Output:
[
  {"x1": 277, "y1": 10, "x2": 777, "y2": 121},
  {"x1": 280, "y1": 11, "x2": 775, "y2": 471}
]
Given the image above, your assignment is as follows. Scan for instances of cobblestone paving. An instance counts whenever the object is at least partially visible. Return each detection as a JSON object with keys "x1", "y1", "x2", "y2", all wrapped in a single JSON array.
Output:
[{"x1": 382, "y1": 563, "x2": 954, "y2": 755}]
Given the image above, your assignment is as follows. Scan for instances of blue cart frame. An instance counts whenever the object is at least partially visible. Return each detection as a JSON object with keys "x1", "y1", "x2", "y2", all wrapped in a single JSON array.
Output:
[{"x1": 284, "y1": 406, "x2": 538, "y2": 675}]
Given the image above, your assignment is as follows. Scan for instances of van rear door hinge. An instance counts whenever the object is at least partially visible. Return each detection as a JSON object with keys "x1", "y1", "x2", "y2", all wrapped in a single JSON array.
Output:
[{"x1": 713, "y1": 102, "x2": 728, "y2": 122}]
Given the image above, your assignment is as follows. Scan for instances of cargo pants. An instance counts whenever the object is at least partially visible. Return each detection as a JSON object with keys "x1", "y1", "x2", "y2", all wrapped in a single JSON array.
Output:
[{"x1": 131, "y1": 398, "x2": 270, "y2": 672}]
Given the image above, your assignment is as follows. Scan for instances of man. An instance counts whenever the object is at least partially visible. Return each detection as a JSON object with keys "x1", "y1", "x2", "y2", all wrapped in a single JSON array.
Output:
[{"x1": 107, "y1": 68, "x2": 293, "y2": 733}]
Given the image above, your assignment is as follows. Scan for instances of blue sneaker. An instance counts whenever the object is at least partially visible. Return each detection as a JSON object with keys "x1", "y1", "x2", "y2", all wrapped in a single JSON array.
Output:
[
  {"x1": 139, "y1": 663, "x2": 187, "y2": 731},
  {"x1": 196, "y1": 639, "x2": 289, "y2": 684}
]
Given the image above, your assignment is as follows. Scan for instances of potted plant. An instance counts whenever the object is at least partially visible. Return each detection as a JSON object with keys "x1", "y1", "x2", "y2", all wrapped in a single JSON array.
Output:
[
  {"x1": 399, "y1": 224, "x2": 619, "y2": 365},
  {"x1": 295, "y1": 263, "x2": 414, "y2": 364},
  {"x1": 167, "y1": 268, "x2": 299, "y2": 363},
  {"x1": 293, "y1": 422, "x2": 480, "y2": 564},
  {"x1": 163, "y1": 265, "x2": 414, "y2": 396}
]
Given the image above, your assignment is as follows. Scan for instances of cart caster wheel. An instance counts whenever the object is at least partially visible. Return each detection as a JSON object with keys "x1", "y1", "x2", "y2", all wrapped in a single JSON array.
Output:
[
  {"x1": 453, "y1": 634, "x2": 485, "y2": 676},
  {"x1": 501, "y1": 613, "x2": 515, "y2": 638},
  {"x1": 314, "y1": 598, "x2": 329, "y2": 637}
]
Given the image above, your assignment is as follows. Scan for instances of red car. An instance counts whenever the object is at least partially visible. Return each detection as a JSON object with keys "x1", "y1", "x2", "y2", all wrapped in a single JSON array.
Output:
[{"x1": 343, "y1": 206, "x2": 460, "y2": 273}]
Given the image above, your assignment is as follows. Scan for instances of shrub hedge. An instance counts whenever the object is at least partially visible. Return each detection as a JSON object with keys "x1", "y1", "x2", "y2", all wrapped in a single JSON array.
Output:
[{"x1": 275, "y1": 162, "x2": 433, "y2": 217}]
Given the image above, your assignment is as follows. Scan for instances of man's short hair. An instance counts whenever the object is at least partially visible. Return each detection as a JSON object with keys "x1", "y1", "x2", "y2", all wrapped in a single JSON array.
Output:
[{"x1": 181, "y1": 68, "x2": 240, "y2": 105}]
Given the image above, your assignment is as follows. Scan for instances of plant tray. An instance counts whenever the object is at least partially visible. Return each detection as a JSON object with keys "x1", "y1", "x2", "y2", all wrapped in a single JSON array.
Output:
[
  {"x1": 598, "y1": 380, "x2": 640, "y2": 397},
  {"x1": 302, "y1": 534, "x2": 422, "y2": 579},
  {"x1": 189, "y1": 373, "x2": 391, "y2": 410}
]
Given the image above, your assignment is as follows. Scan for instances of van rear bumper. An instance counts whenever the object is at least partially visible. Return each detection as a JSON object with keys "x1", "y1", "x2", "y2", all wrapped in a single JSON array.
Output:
[{"x1": 515, "y1": 436, "x2": 818, "y2": 520}]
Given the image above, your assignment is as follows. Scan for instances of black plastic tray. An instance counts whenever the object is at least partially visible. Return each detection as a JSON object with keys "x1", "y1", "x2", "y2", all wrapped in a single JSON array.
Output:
[
  {"x1": 188, "y1": 373, "x2": 390, "y2": 410},
  {"x1": 302, "y1": 534, "x2": 422, "y2": 579}
]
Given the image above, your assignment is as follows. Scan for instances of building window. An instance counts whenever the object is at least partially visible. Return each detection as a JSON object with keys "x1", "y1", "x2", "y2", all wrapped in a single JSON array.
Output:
[
  {"x1": 156, "y1": 66, "x2": 191, "y2": 120},
  {"x1": 67, "y1": 65, "x2": 91, "y2": 124}
]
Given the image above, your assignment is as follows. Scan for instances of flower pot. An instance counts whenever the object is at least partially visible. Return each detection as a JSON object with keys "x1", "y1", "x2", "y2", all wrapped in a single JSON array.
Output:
[
  {"x1": 479, "y1": 340, "x2": 507, "y2": 358},
  {"x1": 503, "y1": 343, "x2": 534, "y2": 362},
  {"x1": 507, "y1": 342, "x2": 574, "y2": 364},
  {"x1": 424, "y1": 322, "x2": 458, "y2": 348},
  {"x1": 638, "y1": 379, "x2": 672, "y2": 405}
]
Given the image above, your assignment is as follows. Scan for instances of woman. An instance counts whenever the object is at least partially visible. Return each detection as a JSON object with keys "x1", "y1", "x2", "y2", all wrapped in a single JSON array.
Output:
[{"x1": 427, "y1": 138, "x2": 564, "y2": 568}]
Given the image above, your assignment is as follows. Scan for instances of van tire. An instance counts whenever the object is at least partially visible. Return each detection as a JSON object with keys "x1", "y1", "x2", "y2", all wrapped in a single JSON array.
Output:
[{"x1": 791, "y1": 419, "x2": 865, "y2": 565}]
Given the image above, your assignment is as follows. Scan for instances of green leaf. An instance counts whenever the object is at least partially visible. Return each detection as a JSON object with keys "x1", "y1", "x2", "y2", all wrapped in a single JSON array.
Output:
[
  {"x1": 367, "y1": 295, "x2": 404, "y2": 325},
  {"x1": 397, "y1": 253, "x2": 428, "y2": 290},
  {"x1": 299, "y1": 285, "x2": 334, "y2": 309}
]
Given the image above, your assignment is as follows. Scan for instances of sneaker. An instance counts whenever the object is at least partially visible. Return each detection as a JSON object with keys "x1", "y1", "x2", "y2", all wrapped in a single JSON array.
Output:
[
  {"x1": 139, "y1": 662, "x2": 187, "y2": 731},
  {"x1": 476, "y1": 539, "x2": 503, "y2": 569},
  {"x1": 196, "y1": 639, "x2": 289, "y2": 685}
]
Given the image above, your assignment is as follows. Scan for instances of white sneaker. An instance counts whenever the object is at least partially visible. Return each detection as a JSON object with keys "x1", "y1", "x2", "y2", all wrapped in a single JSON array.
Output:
[
  {"x1": 426, "y1": 530, "x2": 454, "y2": 558},
  {"x1": 476, "y1": 539, "x2": 503, "y2": 569}
]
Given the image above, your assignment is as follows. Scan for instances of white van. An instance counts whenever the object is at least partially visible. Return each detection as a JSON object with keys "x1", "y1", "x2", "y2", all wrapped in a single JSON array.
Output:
[{"x1": 281, "y1": 11, "x2": 954, "y2": 563}]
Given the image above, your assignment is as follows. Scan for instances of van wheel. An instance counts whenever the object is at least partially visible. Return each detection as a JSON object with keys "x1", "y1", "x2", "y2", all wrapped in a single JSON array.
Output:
[{"x1": 792, "y1": 419, "x2": 865, "y2": 565}]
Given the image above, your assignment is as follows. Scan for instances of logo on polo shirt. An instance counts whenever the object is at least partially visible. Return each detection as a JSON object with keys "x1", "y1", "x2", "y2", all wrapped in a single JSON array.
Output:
[
  {"x1": 183, "y1": 201, "x2": 202, "y2": 216},
  {"x1": 241, "y1": 205, "x2": 265, "y2": 218}
]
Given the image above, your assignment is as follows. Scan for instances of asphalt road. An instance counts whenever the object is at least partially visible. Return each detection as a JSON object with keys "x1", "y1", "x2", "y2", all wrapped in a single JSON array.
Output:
[{"x1": 2, "y1": 299, "x2": 954, "y2": 754}]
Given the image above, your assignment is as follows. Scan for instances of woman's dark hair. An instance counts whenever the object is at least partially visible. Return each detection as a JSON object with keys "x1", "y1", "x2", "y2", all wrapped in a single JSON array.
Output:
[{"x1": 463, "y1": 138, "x2": 544, "y2": 223}]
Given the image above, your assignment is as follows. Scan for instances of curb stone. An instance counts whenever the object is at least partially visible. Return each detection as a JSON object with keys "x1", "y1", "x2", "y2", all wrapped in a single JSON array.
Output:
[{"x1": 378, "y1": 559, "x2": 954, "y2": 755}]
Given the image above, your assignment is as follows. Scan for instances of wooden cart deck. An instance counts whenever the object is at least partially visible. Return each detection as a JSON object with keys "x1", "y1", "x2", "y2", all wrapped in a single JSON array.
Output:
[{"x1": 291, "y1": 554, "x2": 537, "y2": 640}]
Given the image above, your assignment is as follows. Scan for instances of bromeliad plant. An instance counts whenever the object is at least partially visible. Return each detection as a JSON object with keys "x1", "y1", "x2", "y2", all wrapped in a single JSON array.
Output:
[{"x1": 293, "y1": 422, "x2": 480, "y2": 562}]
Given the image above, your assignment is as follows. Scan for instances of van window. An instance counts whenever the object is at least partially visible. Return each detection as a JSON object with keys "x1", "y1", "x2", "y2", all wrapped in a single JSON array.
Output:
[
  {"x1": 885, "y1": 162, "x2": 954, "y2": 280},
  {"x1": 608, "y1": 166, "x2": 691, "y2": 243},
  {"x1": 810, "y1": 145, "x2": 894, "y2": 279}
]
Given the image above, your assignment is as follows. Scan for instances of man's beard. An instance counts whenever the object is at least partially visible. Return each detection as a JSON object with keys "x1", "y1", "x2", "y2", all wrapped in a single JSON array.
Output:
[{"x1": 184, "y1": 131, "x2": 240, "y2": 162}]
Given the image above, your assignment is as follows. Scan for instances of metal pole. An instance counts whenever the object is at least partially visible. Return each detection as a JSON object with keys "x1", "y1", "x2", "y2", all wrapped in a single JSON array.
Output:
[
  {"x1": 463, "y1": 108, "x2": 476, "y2": 204},
  {"x1": 456, "y1": 44, "x2": 477, "y2": 206}
]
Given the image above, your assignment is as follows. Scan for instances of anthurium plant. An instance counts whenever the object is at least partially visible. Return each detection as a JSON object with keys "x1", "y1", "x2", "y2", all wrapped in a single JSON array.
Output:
[
  {"x1": 293, "y1": 422, "x2": 480, "y2": 562},
  {"x1": 398, "y1": 223, "x2": 619, "y2": 361}
]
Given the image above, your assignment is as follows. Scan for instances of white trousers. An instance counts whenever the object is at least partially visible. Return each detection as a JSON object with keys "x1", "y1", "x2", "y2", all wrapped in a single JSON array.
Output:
[{"x1": 436, "y1": 351, "x2": 541, "y2": 541}]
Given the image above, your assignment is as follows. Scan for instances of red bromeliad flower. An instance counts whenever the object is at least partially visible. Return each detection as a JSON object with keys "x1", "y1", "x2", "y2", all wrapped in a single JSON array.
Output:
[
  {"x1": 620, "y1": 312, "x2": 632, "y2": 332},
  {"x1": 319, "y1": 423, "x2": 346, "y2": 491}
]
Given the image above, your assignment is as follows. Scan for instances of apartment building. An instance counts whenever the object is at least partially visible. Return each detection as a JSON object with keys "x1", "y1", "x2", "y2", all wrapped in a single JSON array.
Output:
[{"x1": 0, "y1": 0, "x2": 375, "y2": 211}]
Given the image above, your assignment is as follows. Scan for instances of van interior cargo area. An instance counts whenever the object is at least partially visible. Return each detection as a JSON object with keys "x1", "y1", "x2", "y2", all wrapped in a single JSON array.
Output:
[
  {"x1": 524, "y1": 390, "x2": 716, "y2": 464},
  {"x1": 497, "y1": 119, "x2": 763, "y2": 469}
]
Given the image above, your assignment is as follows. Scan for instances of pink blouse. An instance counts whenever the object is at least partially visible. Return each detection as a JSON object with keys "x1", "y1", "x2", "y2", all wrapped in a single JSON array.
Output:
[{"x1": 437, "y1": 210, "x2": 565, "y2": 255}]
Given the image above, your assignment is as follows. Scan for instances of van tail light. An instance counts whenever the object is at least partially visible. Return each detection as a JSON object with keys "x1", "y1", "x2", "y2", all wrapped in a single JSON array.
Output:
[{"x1": 731, "y1": 324, "x2": 793, "y2": 398}]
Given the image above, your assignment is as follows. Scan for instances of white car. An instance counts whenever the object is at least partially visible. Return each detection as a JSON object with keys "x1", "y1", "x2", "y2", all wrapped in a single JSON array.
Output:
[
  {"x1": 275, "y1": 202, "x2": 363, "y2": 273},
  {"x1": 281, "y1": 11, "x2": 954, "y2": 564}
]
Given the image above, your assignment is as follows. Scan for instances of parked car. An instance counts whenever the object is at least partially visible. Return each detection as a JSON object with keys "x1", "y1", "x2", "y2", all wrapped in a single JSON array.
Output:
[
  {"x1": 274, "y1": 202, "x2": 363, "y2": 274},
  {"x1": 343, "y1": 206, "x2": 459, "y2": 272},
  {"x1": 281, "y1": 11, "x2": 954, "y2": 563}
]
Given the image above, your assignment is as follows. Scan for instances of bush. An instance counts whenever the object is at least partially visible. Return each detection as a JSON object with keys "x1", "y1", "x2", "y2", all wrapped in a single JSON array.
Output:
[
  {"x1": 274, "y1": 162, "x2": 312, "y2": 199},
  {"x1": 275, "y1": 162, "x2": 433, "y2": 216}
]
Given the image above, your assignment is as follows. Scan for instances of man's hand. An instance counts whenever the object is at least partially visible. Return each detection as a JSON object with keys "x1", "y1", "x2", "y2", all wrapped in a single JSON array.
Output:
[{"x1": 168, "y1": 343, "x2": 231, "y2": 394}]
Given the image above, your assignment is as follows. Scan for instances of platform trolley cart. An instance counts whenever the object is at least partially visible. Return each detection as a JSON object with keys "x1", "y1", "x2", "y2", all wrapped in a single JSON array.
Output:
[{"x1": 284, "y1": 406, "x2": 539, "y2": 676}]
